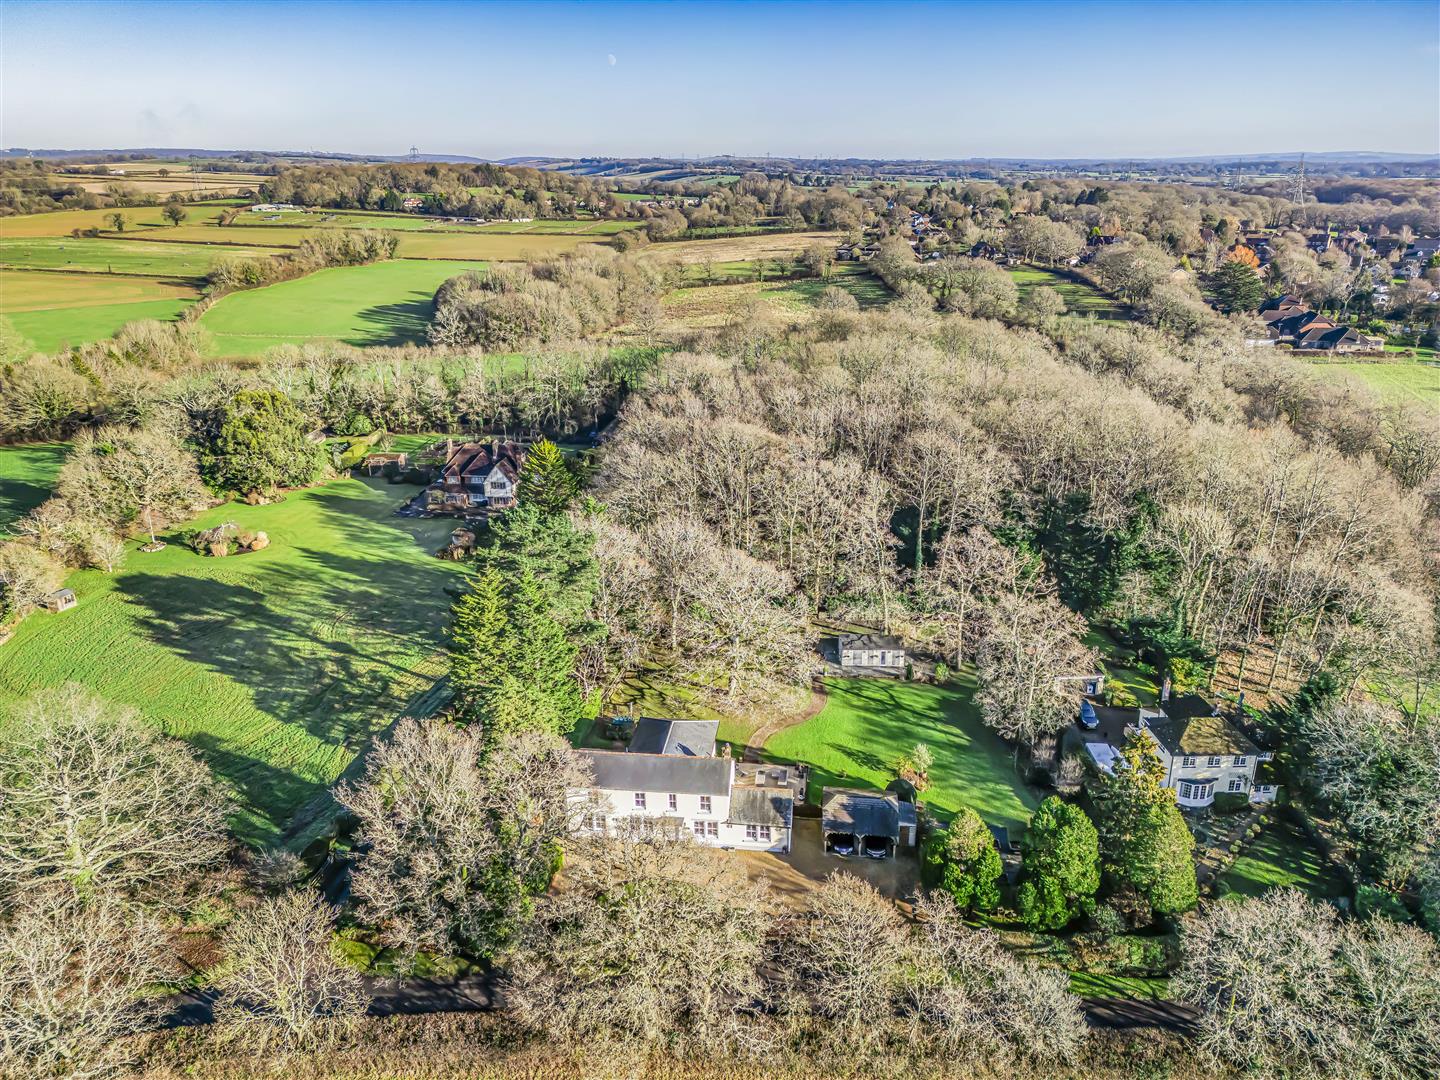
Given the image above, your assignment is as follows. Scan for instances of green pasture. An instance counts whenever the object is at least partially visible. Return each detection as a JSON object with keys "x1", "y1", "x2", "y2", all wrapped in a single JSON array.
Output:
[
  {"x1": 0, "y1": 475, "x2": 464, "y2": 848},
  {"x1": 7, "y1": 297, "x2": 199, "y2": 354},
  {"x1": 0, "y1": 236, "x2": 274, "y2": 278},
  {"x1": 1308, "y1": 359, "x2": 1440, "y2": 406},
  {"x1": 763, "y1": 676, "x2": 1042, "y2": 835},
  {"x1": 1007, "y1": 264, "x2": 1128, "y2": 320},
  {"x1": 199, "y1": 258, "x2": 487, "y2": 356},
  {"x1": 1, "y1": 268, "x2": 200, "y2": 352},
  {"x1": 763, "y1": 266, "x2": 892, "y2": 309},
  {"x1": 0, "y1": 441, "x2": 69, "y2": 532}
]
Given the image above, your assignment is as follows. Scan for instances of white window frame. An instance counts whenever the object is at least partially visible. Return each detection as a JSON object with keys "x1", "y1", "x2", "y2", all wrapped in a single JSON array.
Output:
[
  {"x1": 1228, "y1": 778, "x2": 1244, "y2": 793},
  {"x1": 758, "y1": 825, "x2": 772, "y2": 842},
  {"x1": 633, "y1": 792, "x2": 646, "y2": 810},
  {"x1": 704, "y1": 821, "x2": 718, "y2": 838},
  {"x1": 1207, "y1": 756, "x2": 1222, "y2": 767},
  {"x1": 1234, "y1": 756, "x2": 1247, "y2": 767},
  {"x1": 745, "y1": 824, "x2": 758, "y2": 841},
  {"x1": 1178, "y1": 781, "x2": 1192, "y2": 800},
  {"x1": 699, "y1": 795, "x2": 712, "y2": 814},
  {"x1": 667, "y1": 793, "x2": 677, "y2": 811},
  {"x1": 1181, "y1": 756, "x2": 1196, "y2": 768}
]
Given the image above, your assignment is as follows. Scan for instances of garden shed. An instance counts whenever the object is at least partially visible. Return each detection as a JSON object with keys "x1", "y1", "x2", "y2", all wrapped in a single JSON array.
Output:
[{"x1": 44, "y1": 588, "x2": 77, "y2": 613}]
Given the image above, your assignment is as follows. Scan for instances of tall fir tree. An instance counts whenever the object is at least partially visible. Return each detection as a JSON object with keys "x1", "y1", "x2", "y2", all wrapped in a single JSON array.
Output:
[
  {"x1": 519, "y1": 439, "x2": 577, "y2": 514},
  {"x1": 1208, "y1": 259, "x2": 1266, "y2": 313},
  {"x1": 450, "y1": 567, "x2": 585, "y2": 747},
  {"x1": 450, "y1": 566, "x2": 509, "y2": 727}
]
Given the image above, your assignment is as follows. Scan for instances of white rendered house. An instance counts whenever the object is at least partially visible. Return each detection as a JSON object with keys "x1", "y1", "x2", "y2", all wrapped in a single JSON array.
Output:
[{"x1": 573, "y1": 719, "x2": 801, "y2": 853}]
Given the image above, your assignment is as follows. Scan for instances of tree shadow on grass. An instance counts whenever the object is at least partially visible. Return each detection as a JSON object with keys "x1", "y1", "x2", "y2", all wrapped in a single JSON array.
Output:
[
  {"x1": 116, "y1": 528, "x2": 458, "y2": 839},
  {"x1": 349, "y1": 297, "x2": 438, "y2": 348}
]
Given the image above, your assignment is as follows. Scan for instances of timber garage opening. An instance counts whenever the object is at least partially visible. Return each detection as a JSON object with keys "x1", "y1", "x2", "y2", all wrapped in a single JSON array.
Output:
[{"x1": 821, "y1": 788, "x2": 916, "y2": 859}]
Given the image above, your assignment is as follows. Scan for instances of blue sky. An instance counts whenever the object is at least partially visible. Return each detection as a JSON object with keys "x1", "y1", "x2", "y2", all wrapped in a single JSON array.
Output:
[{"x1": 4, "y1": 0, "x2": 1437, "y2": 158}]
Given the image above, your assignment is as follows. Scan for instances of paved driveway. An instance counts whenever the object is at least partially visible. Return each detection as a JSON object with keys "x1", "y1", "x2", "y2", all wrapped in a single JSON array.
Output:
[{"x1": 739, "y1": 818, "x2": 920, "y2": 911}]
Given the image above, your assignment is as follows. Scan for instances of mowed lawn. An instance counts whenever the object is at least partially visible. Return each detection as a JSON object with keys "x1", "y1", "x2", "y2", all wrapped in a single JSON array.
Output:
[
  {"x1": 1309, "y1": 360, "x2": 1440, "y2": 406},
  {"x1": 0, "y1": 236, "x2": 275, "y2": 278},
  {"x1": 1217, "y1": 817, "x2": 1348, "y2": 902},
  {"x1": 764, "y1": 676, "x2": 1042, "y2": 835},
  {"x1": 0, "y1": 441, "x2": 69, "y2": 532},
  {"x1": 0, "y1": 476, "x2": 464, "y2": 848},
  {"x1": 199, "y1": 258, "x2": 487, "y2": 356},
  {"x1": 1008, "y1": 264, "x2": 1128, "y2": 320},
  {"x1": 1, "y1": 269, "x2": 201, "y2": 352}
]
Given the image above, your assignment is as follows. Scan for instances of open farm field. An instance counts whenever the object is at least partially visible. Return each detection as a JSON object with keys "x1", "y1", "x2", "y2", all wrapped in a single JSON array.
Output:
[
  {"x1": 219, "y1": 211, "x2": 638, "y2": 237},
  {"x1": 0, "y1": 474, "x2": 464, "y2": 848},
  {"x1": 650, "y1": 231, "x2": 837, "y2": 264},
  {"x1": 763, "y1": 676, "x2": 1042, "y2": 836},
  {"x1": 70, "y1": 175, "x2": 267, "y2": 195},
  {"x1": 0, "y1": 202, "x2": 231, "y2": 237},
  {"x1": 0, "y1": 236, "x2": 275, "y2": 277},
  {"x1": 123, "y1": 224, "x2": 300, "y2": 247},
  {"x1": 199, "y1": 257, "x2": 486, "y2": 356},
  {"x1": 768, "y1": 266, "x2": 892, "y2": 307},
  {"x1": 661, "y1": 280, "x2": 801, "y2": 327},
  {"x1": 1308, "y1": 359, "x2": 1440, "y2": 405},
  {"x1": 1007, "y1": 264, "x2": 1128, "y2": 320},
  {"x1": 237, "y1": 210, "x2": 452, "y2": 231},
  {"x1": 0, "y1": 441, "x2": 69, "y2": 533},
  {"x1": 660, "y1": 267, "x2": 890, "y2": 329},
  {"x1": 1, "y1": 269, "x2": 201, "y2": 352},
  {"x1": 393, "y1": 231, "x2": 604, "y2": 259}
]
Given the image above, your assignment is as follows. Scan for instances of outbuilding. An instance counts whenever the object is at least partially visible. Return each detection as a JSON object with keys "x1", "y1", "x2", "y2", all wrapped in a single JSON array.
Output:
[
  {"x1": 821, "y1": 787, "x2": 916, "y2": 859},
  {"x1": 837, "y1": 633, "x2": 905, "y2": 669},
  {"x1": 44, "y1": 588, "x2": 77, "y2": 613}
]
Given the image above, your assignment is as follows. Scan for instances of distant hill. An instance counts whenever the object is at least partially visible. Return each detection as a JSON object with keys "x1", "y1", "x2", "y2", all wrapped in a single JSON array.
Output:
[{"x1": 4, "y1": 147, "x2": 1436, "y2": 174}]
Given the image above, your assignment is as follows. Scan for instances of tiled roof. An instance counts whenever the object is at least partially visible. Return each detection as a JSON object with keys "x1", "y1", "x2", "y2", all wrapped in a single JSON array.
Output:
[
  {"x1": 580, "y1": 749, "x2": 732, "y2": 796},
  {"x1": 822, "y1": 788, "x2": 900, "y2": 839}
]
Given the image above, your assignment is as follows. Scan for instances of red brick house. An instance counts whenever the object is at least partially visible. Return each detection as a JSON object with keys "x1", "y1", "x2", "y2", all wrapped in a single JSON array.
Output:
[{"x1": 427, "y1": 440, "x2": 527, "y2": 512}]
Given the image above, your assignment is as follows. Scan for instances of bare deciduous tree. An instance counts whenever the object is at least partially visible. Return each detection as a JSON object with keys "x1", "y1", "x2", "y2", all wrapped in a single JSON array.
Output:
[
  {"x1": 781, "y1": 872, "x2": 908, "y2": 1044},
  {"x1": 338, "y1": 719, "x2": 593, "y2": 961},
  {"x1": 56, "y1": 426, "x2": 207, "y2": 548},
  {"x1": 0, "y1": 539, "x2": 64, "y2": 617},
  {"x1": 974, "y1": 590, "x2": 1096, "y2": 747},
  {"x1": 214, "y1": 888, "x2": 367, "y2": 1052},
  {"x1": 1176, "y1": 890, "x2": 1354, "y2": 1074},
  {"x1": 0, "y1": 888, "x2": 173, "y2": 1080},
  {"x1": 507, "y1": 825, "x2": 773, "y2": 1056},
  {"x1": 0, "y1": 685, "x2": 230, "y2": 906},
  {"x1": 908, "y1": 892, "x2": 1086, "y2": 1064}
]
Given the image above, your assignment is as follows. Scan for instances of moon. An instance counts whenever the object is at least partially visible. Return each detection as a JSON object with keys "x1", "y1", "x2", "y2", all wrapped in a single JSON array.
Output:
[{"x1": 607, "y1": 53, "x2": 617, "y2": 66}]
